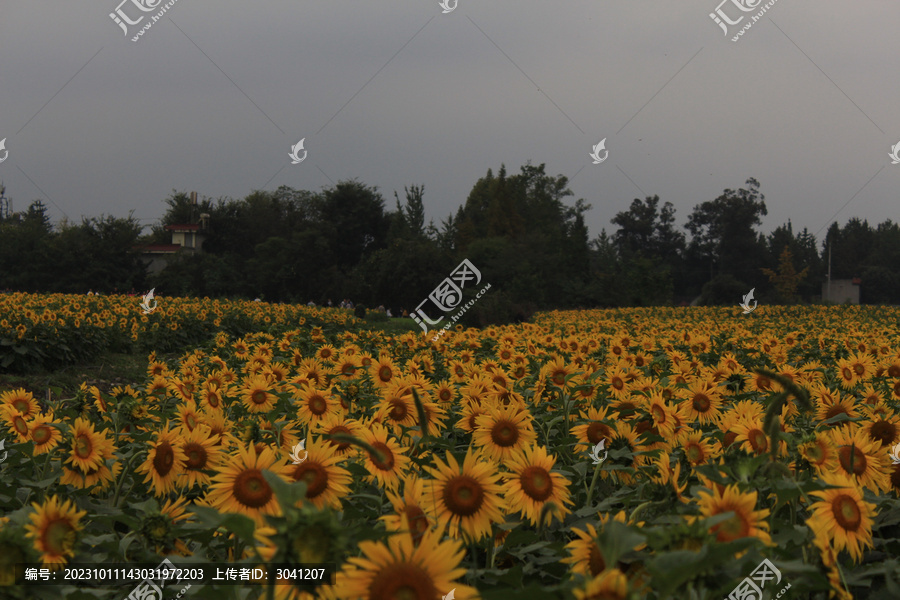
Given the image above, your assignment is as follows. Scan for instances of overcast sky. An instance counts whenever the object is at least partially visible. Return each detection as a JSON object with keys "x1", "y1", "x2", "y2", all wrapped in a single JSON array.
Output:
[{"x1": 0, "y1": 1, "x2": 897, "y2": 245}]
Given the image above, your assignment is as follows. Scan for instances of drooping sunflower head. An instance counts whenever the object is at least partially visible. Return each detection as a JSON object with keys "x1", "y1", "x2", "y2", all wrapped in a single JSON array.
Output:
[{"x1": 24, "y1": 496, "x2": 87, "y2": 570}]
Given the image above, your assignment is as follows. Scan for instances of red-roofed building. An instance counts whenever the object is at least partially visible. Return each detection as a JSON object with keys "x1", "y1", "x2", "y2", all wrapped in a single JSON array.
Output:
[{"x1": 136, "y1": 220, "x2": 208, "y2": 275}]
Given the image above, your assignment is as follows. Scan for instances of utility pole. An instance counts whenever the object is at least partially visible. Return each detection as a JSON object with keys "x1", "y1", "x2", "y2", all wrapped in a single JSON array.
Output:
[{"x1": 827, "y1": 240, "x2": 832, "y2": 303}]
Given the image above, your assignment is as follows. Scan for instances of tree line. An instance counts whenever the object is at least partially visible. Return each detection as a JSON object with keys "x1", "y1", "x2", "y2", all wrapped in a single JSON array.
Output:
[{"x1": 1, "y1": 165, "x2": 898, "y2": 323}]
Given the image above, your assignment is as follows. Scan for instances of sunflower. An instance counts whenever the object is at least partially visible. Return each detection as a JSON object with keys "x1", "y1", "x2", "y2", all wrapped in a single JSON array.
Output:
[
  {"x1": 205, "y1": 444, "x2": 293, "y2": 526},
  {"x1": 472, "y1": 404, "x2": 537, "y2": 465},
  {"x1": 333, "y1": 526, "x2": 478, "y2": 600},
  {"x1": 370, "y1": 356, "x2": 398, "y2": 388},
  {"x1": 679, "y1": 379, "x2": 723, "y2": 425},
  {"x1": 358, "y1": 423, "x2": 410, "y2": 491},
  {"x1": 812, "y1": 528, "x2": 853, "y2": 600},
  {"x1": 424, "y1": 449, "x2": 506, "y2": 542},
  {"x1": 731, "y1": 417, "x2": 773, "y2": 456},
  {"x1": 138, "y1": 428, "x2": 188, "y2": 496},
  {"x1": 829, "y1": 425, "x2": 891, "y2": 493},
  {"x1": 286, "y1": 438, "x2": 352, "y2": 510},
  {"x1": 807, "y1": 472, "x2": 875, "y2": 563},
  {"x1": 375, "y1": 385, "x2": 418, "y2": 435},
  {"x1": 697, "y1": 484, "x2": 772, "y2": 545},
  {"x1": 1, "y1": 388, "x2": 40, "y2": 419},
  {"x1": 313, "y1": 415, "x2": 364, "y2": 458},
  {"x1": 570, "y1": 407, "x2": 614, "y2": 456},
  {"x1": 29, "y1": 412, "x2": 62, "y2": 455},
  {"x1": 574, "y1": 569, "x2": 630, "y2": 600},
  {"x1": 861, "y1": 410, "x2": 900, "y2": 449},
  {"x1": 178, "y1": 424, "x2": 222, "y2": 488},
  {"x1": 814, "y1": 389, "x2": 858, "y2": 423},
  {"x1": 241, "y1": 374, "x2": 277, "y2": 413},
  {"x1": 295, "y1": 385, "x2": 337, "y2": 426},
  {"x1": 504, "y1": 445, "x2": 572, "y2": 526},
  {"x1": 563, "y1": 523, "x2": 609, "y2": 577},
  {"x1": 64, "y1": 417, "x2": 110, "y2": 473},
  {"x1": 25, "y1": 496, "x2": 86, "y2": 569},
  {"x1": 798, "y1": 433, "x2": 837, "y2": 476},
  {"x1": 2, "y1": 407, "x2": 30, "y2": 443},
  {"x1": 382, "y1": 476, "x2": 433, "y2": 546},
  {"x1": 678, "y1": 430, "x2": 719, "y2": 467},
  {"x1": 835, "y1": 358, "x2": 859, "y2": 390}
]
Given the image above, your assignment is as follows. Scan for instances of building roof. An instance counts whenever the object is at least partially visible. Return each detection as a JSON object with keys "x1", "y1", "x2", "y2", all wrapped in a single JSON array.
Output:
[
  {"x1": 135, "y1": 244, "x2": 182, "y2": 253},
  {"x1": 165, "y1": 224, "x2": 201, "y2": 231}
]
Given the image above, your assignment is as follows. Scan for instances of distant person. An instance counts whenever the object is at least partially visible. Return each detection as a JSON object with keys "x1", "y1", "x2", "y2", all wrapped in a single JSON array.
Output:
[
  {"x1": 87, "y1": 290, "x2": 94, "y2": 296},
  {"x1": 386, "y1": 308, "x2": 393, "y2": 318},
  {"x1": 401, "y1": 308, "x2": 408, "y2": 318},
  {"x1": 307, "y1": 300, "x2": 315, "y2": 306},
  {"x1": 327, "y1": 299, "x2": 333, "y2": 307}
]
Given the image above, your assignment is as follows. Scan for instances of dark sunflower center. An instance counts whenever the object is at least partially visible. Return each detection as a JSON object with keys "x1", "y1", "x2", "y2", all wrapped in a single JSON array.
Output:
[
  {"x1": 713, "y1": 512, "x2": 749, "y2": 541},
  {"x1": 74, "y1": 434, "x2": 93, "y2": 459},
  {"x1": 292, "y1": 464, "x2": 327, "y2": 498},
  {"x1": 853, "y1": 364, "x2": 865, "y2": 376},
  {"x1": 825, "y1": 404, "x2": 849, "y2": 420},
  {"x1": 692, "y1": 394, "x2": 711, "y2": 413},
  {"x1": 13, "y1": 399, "x2": 29, "y2": 413},
  {"x1": 805, "y1": 443, "x2": 825, "y2": 463},
  {"x1": 232, "y1": 468, "x2": 273, "y2": 508},
  {"x1": 32, "y1": 425, "x2": 52, "y2": 445},
  {"x1": 404, "y1": 506, "x2": 429, "y2": 541},
  {"x1": 491, "y1": 420, "x2": 519, "y2": 447},
  {"x1": 588, "y1": 543, "x2": 606, "y2": 576},
  {"x1": 842, "y1": 367, "x2": 854, "y2": 380},
  {"x1": 586, "y1": 423, "x2": 611, "y2": 445},
  {"x1": 42, "y1": 519, "x2": 75, "y2": 556},
  {"x1": 251, "y1": 390, "x2": 268, "y2": 405},
  {"x1": 552, "y1": 371, "x2": 566, "y2": 386},
  {"x1": 611, "y1": 377, "x2": 625, "y2": 390},
  {"x1": 369, "y1": 442, "x2": 394, "y2": 471},
  {"x1": 13, "y1": 416, "x2": 28, "y2": 436},
  {"x1": 184, "y1": 442, "x2": 207, "y2": 469},
  {"x1": 838, "y1": 446, "x2": 867, "y2": 476},
  {"x1": 832, "y1": 494, "x2": 862, "y2": 531},
  {"x1": 442, "y1": 475, "x2": 485, "y2": 517},
  {"x1": 651, "y1": 405, "x2": 666, "y2": 422},
  {"x1": 326, "y1": 426, "x2": 352, "y2": 451},
  {"x1": 869, "y1": 421, "x2": 897, "y2": 445},
  {"x1": 309, "y1": 395, "x2": 328, "y2": 415},
  {"x1": 685, "y1": 443, "x2": 703, "y2": 463},
  {"x1": 749, "y1": 430, "x2": 768, "y2": 453},
  {"x1": 388, "y1": 400, "x2": 408, "y2": 421},
  {"x1": 378, "y1": 366, "x2": 393, "y2": 382},
  {"x1": 153, "y1": 442, "x2": 175, "y2": 476},
  {"x1": 722, "y1": 431, "x2": 738, "y2": 448},
  {"x1": 367, "y1": 563, "x2": 436, "y2": 600},
  {"x1": 520, "y1": 466, "x2": 553, "y2": 501}
]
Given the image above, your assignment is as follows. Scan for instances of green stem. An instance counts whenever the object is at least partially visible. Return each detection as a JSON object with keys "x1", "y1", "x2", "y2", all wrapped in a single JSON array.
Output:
[
  {"x1": 585, "y1": 458, "x2": 604, "y2": 507},
  {"x1": 113, "y1": 451, "x2": 143, "y2": 508}
]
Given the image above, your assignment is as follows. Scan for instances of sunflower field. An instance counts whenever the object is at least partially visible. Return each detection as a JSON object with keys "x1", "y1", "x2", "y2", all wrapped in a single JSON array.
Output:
[{"x1": 2, "y1": 297, "x2": 900, "y2": 599}]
